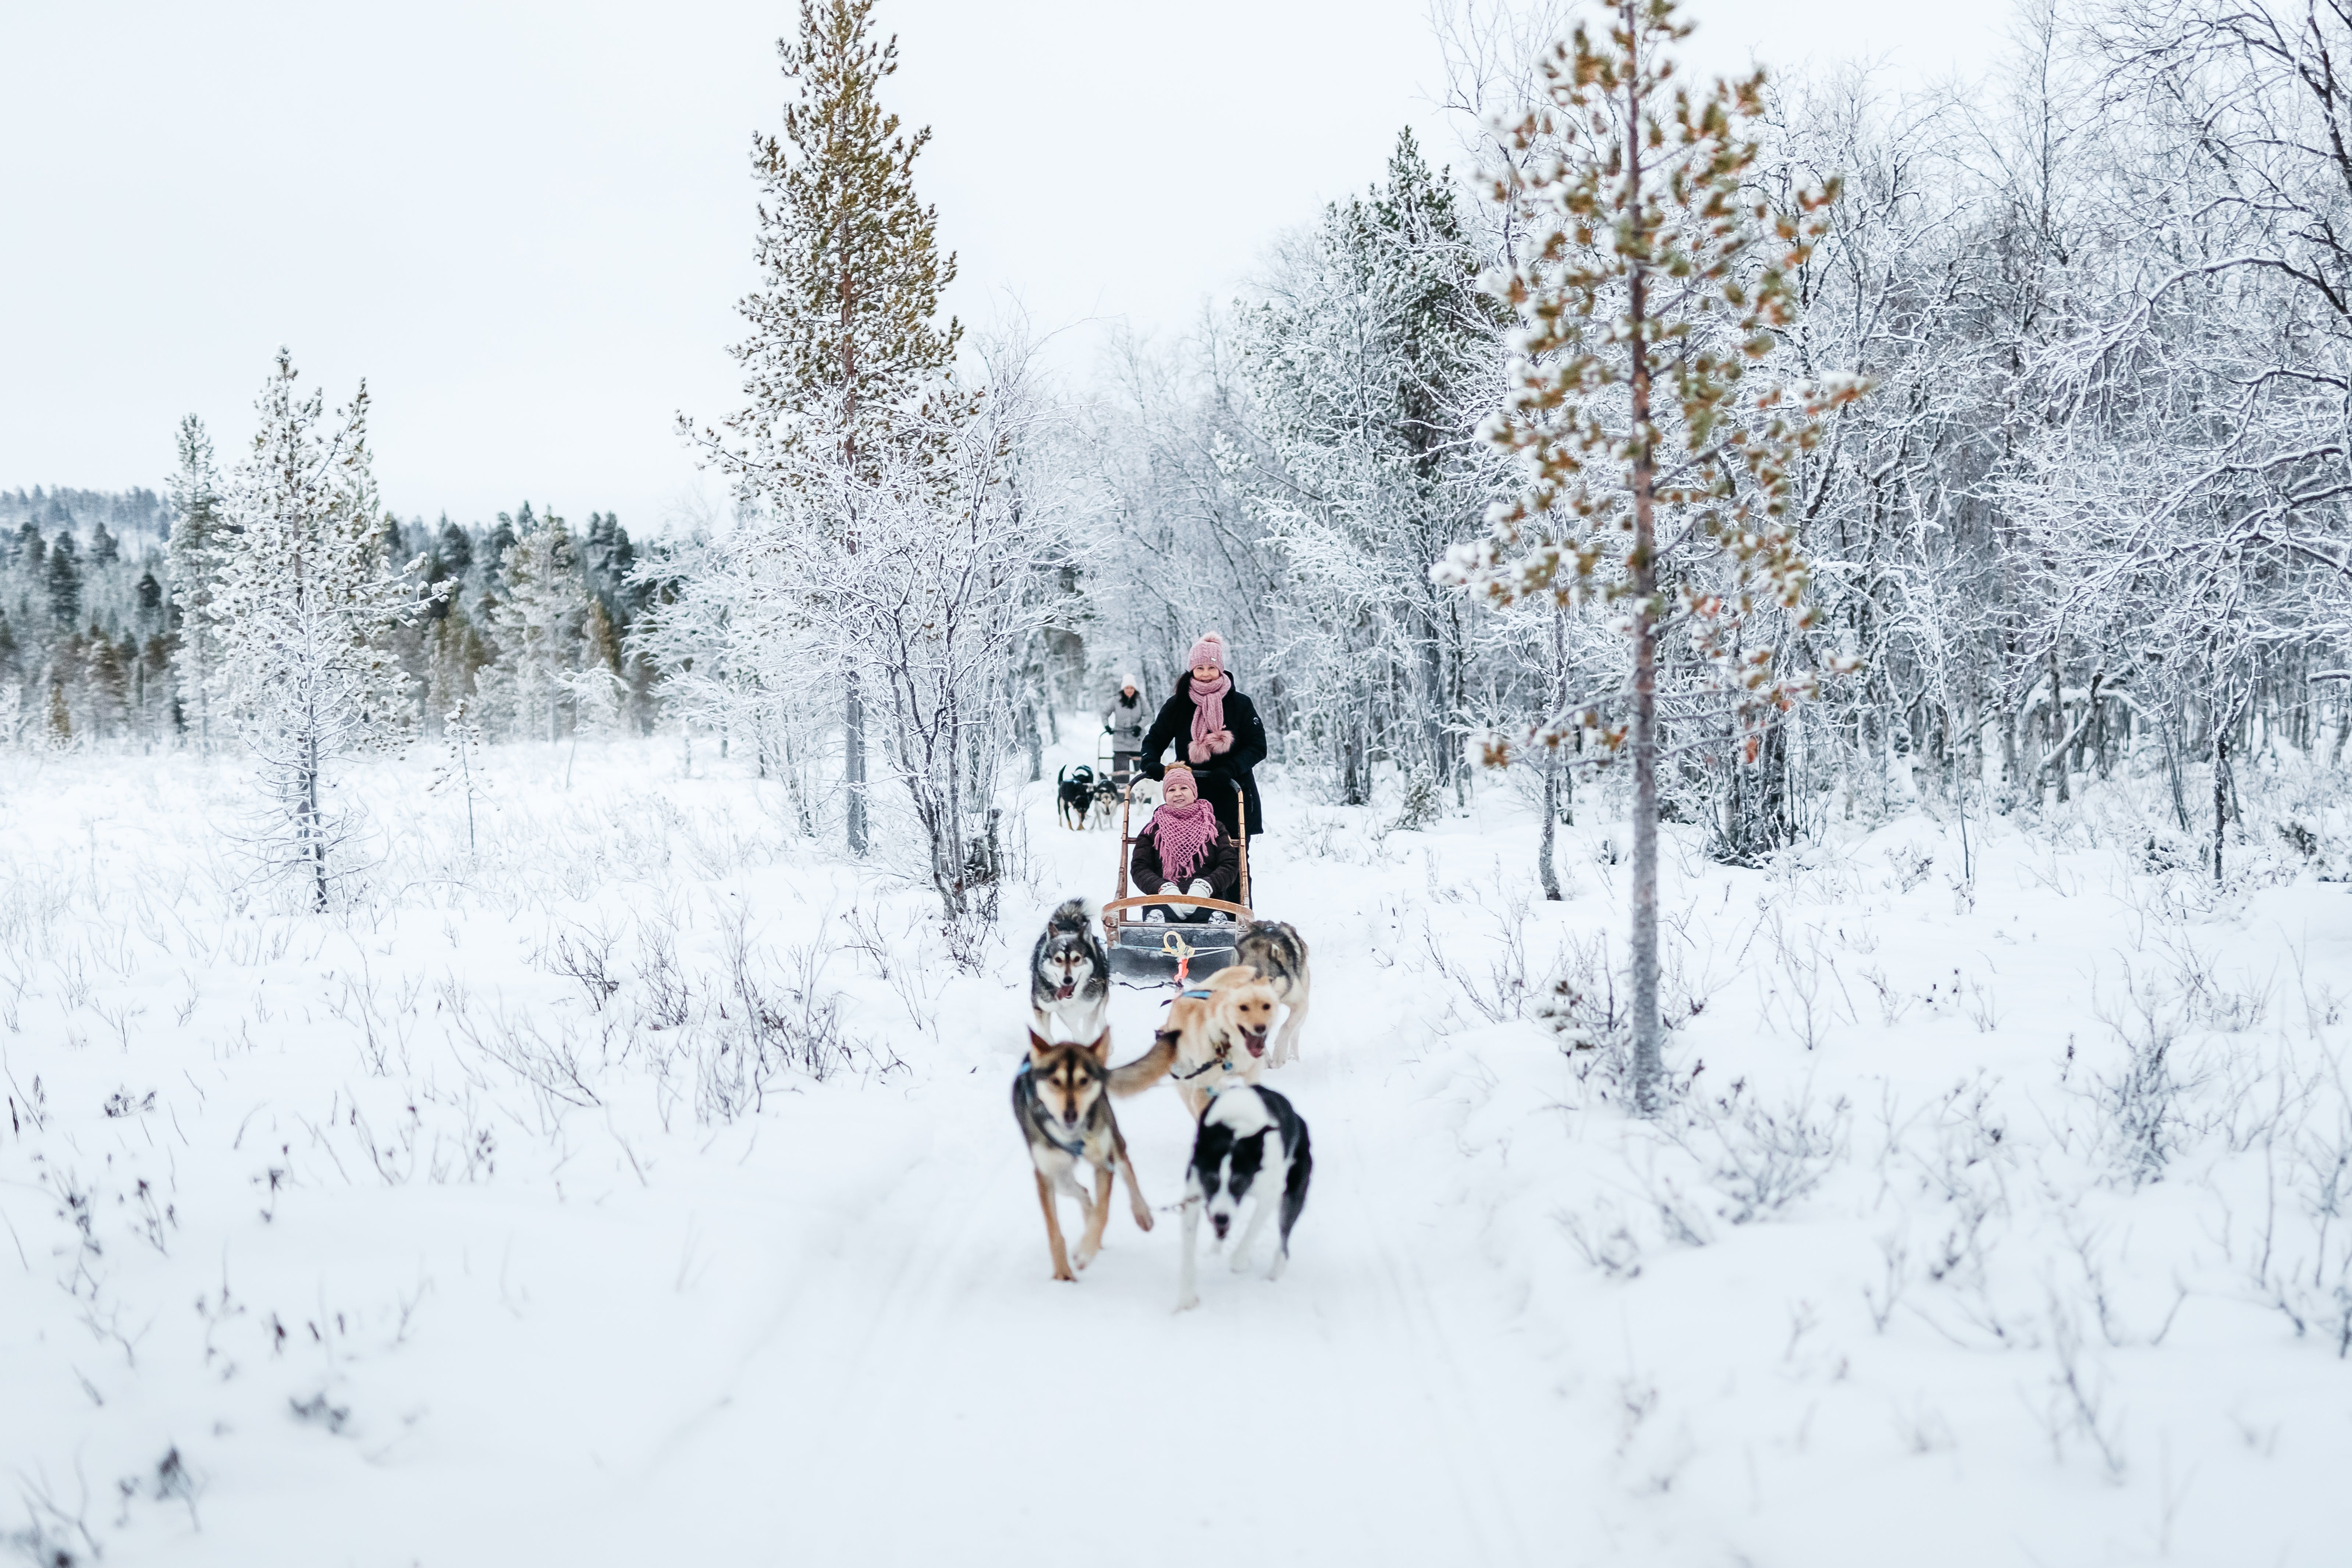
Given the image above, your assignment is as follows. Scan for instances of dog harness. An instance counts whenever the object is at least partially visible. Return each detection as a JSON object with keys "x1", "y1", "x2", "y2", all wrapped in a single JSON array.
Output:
[{"x1": 1165, "y1": 989, "x2": 1236, "y2": 1081}]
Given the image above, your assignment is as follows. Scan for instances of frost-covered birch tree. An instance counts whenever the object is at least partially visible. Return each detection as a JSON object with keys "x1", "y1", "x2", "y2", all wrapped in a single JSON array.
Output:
[
  {"x1": 210, "y1": 351, "x2": 434, "y2": 910},
  {"x1": 654, "y1": 362, "x2": 1073, "y2": 928}
]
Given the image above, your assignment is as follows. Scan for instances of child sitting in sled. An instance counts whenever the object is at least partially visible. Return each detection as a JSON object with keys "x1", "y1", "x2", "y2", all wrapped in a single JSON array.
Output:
[{"x1": 1131, "y1": 763, "x2": 1239, "y2": 924}]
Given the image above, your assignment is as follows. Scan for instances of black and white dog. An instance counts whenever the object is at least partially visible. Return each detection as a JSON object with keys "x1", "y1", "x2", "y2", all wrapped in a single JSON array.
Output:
[
  {"x1": 1030, "y1": 897, "x2": 1111, "y2": 1043},
  {"x1": 1176, "y1": 1084, "x2": 1312, "y2": 1311},
  {"x1": 1056, "y1": 764, "x2": 1102, "y2": 830}
]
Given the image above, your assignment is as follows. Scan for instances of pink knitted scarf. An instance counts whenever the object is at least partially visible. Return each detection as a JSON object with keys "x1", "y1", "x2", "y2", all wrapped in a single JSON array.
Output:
[
  {"x1": 1150, "y1": 797, "x2": 1219, "y2": 884},
  {"x1": 1189, "y1": 673, "x2": 1232, "y2": 754}
]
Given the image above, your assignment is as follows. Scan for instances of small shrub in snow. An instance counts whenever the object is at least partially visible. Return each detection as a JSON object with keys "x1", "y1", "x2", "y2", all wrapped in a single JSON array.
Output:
[
  {"x1": 1887, "y1": 843, "x2": 1936, "y2": 893},
  {"x1": 1388, "y1": 771, "x2": 1444, "y2": 833},
  {"x1": 544, "y1": 924, "x2": 622, "y2": 1013},
  {"x1": 288, "y1": 1392, "x2": 350, "y2": 1434},
  {"x1": 100, "y1": 1088, "x2": 154, "y2": 1119},
  {"x1": 115, "y1": 1447, "x2": 200, "y2": 1532},
  {"x1": 1667, "y1": 1088, "x2": 1851, "y2": 1227},
  {"x1": 2138, "y1": 831, "x2": 2203, "y2": 877},
  {"x1": 2038, "y1": 1305, "x2": 2129, "y2": 1481},
  {"x1": 2089, "y1": 989, "x2": 2195, "y2": 1190},
  {"x1": 1558, "y1": 1210, "x2": 1645, "y2": 1279}
]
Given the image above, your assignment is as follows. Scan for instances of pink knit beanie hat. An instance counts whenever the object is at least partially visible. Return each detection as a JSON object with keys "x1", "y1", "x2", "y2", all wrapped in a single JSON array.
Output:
[{"x1": 1186, "y1": 631, "x2": 1227, "y2": 673}]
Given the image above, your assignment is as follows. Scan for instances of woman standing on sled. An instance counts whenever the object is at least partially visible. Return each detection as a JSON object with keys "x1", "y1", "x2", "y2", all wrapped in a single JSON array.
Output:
[
  {"x1": 1132, "y1": 763, "x2": 1240, "y2": 924},
  {"x1": 1138, "y1": 631, "x2": 1268, "y2": 843}
]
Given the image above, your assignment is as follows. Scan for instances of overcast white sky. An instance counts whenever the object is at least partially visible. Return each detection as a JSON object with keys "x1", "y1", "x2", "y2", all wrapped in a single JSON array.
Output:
[{"x1": 0, "y1": 0, "x2": 2011, "y2": 533}]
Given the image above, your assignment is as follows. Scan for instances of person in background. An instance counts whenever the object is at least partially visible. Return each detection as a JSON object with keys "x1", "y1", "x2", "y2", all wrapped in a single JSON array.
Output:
[
  {"x1": 1138, "y1": 632, "x2": 1267, "y2": 842},
  {"x1": 1102, "y1": 673, "x2": 1145, "y2": 785},
  {"x1": 1130, "y1": 763, "x2": 1239, "y2": 923}
]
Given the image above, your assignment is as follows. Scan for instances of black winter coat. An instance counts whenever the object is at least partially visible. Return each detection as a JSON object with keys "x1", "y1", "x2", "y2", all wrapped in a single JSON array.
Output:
[{"x1": 1140, "y1": 685, "x2": 1267, "y2": 838}]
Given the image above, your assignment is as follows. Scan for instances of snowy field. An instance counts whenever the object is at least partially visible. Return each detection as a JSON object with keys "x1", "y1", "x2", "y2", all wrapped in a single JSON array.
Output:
[{"x1": 4, "y1": 734, "x2": 2350, "y2": 1566}]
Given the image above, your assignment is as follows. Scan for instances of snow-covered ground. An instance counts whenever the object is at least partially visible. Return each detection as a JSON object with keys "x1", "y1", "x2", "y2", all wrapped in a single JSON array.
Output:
[{"x1": 4, "y1": 735, "x2": 2349, "y2": 1565}]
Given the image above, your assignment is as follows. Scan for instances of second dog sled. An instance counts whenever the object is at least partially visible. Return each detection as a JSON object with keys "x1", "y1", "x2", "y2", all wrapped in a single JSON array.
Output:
[{"x1": 1102, "y1": 778, "x2": 1252, "y2": 985}]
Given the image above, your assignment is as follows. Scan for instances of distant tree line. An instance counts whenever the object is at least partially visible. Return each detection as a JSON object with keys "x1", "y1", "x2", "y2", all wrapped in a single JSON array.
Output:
[{"x1": 0, "y1": 469, "x2": 666, "y2": 752}]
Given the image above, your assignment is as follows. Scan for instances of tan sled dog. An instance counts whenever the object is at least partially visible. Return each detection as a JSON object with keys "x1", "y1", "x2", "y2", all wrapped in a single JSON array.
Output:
[
  {"x1": 1157, "y1": 966, "x2": 1282, "y2": 1120},
  {"x1": 1013, "y1": 1029, "x2": 1175, "y2": 1280}
]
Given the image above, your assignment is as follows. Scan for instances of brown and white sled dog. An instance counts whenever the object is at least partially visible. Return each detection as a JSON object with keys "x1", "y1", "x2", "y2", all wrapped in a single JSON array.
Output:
[
  {"x1": 1158, "y1": 966, "x2": 1282, "y2": 1121},
  {"x1": 1013, "y1": 1028, "x2": 1175, "y2": 1281},
  {"x1": 1177, "y1": 1083, "x2": 1312, "y2": 1312},
  {"x1": 1030, "y1": 898, "x2": 1111, "y2": 1043},
  {"x1": 1232, "y1": 920, "x2": 1311, "y2": 1066}
]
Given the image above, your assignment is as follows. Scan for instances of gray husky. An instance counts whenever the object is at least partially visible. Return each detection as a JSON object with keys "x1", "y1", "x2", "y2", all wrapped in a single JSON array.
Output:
[
  {"x1": 1176, "y1": 1083, "x2": 1312, "y2": 1311},
  {"x1": 1232, "y1": 920, "x2": 1312, "y2": 1066},
  {"x1": 1030, "y1": 897, "x2": 1112, "y2": 1043},
  {"x1": 1014, "y1": 1028, "x2": 1175, "y2": 1281}
]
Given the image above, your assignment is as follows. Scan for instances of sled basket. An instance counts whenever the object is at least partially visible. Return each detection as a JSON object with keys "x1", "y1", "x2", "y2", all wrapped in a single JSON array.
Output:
[
  {"x1": 1102, "y1": 776, "x2": 1253, "y2": 987},
  {"x1": 1103, "y1": 902, "x2": 1246, "y2": 983}
]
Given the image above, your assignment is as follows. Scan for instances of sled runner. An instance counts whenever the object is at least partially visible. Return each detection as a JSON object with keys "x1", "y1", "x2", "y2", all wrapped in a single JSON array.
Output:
[{"x1": 1103, "y1": 779, "x2": 1252, "y2": 984}]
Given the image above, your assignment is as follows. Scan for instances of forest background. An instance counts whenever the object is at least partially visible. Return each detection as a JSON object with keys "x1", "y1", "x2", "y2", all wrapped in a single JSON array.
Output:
[{"x1": 6, "y1": 0, "x2": 2348, "y2": 902}]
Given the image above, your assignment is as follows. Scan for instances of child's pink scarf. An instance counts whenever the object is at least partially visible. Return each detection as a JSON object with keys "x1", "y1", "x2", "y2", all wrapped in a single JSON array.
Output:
[{"x1": 1150, "y1": 797, "x2": 1219, "y2": 883}]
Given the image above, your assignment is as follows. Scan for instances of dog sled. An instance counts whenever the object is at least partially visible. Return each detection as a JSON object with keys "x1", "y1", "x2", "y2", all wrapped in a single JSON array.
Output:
[{"x1": 1102, "y1": 779, "x2": 1252, "y2": 985}]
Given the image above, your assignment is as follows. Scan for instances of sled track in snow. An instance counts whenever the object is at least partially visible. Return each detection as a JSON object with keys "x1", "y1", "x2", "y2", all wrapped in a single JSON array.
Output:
[{"x1": 1338, "y1": 1105, "x2": 1534, "y2": 1568}]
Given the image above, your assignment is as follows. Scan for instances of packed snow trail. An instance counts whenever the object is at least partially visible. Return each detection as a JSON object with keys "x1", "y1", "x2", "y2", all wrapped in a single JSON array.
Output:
[{"x1": 522, "y1": 806, "x2": 1565, "y2": 1566}]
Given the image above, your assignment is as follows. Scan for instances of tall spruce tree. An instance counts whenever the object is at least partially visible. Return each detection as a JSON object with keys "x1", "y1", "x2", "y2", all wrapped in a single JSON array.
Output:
[
  {"x1": 691, "y1": 0, "x2": 964, "y2": 857},
  {"x1": 1436, "y1": 0, "x2": 1867, "y2": 1114},
  {"x1": 45, "y1": 536, "x2": 82, "y2": 629},
  {"x1": 167, "y1": 414, "x2": 228, "y2": 752}
]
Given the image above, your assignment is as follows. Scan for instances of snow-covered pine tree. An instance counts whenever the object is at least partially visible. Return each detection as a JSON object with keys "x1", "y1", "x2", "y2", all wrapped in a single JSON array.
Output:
[
  {"x1": 1437, "y1": 0, "x2": 1868, "y2": 1114},
  {"x1": 167, "y1": 414, "x2": 228, "y2": 753},
  {"x1": 429, "y1": 698, "x2": 491, "y2": 858},
  {"x1": 425, "y1": 598, "x2": 490, "y2": 738},
  {"x1": 210, "y1": 351, "x2": 435, "y2": 910},
  {"x1": 45, "y1": 536, "x2": 81, "y2": 630},
  {"x1": 564, "y1": 597, "x2": 626, "y2": 742},
  {"x1": 487, "y1": 507, "x2": 589, "y2": 744},
  {"x1": 687, "y1": 0, "x2": 966, "y2": 858},
  {"x1": 1239, "y1": 127, "x2": 1501, "y2": 806},
  {"x1": 44, "y1": 674, "x2": 70, "y2": 749},
  {"x1": 86, "y1": 633, "x2": 127, "y2": 742}
]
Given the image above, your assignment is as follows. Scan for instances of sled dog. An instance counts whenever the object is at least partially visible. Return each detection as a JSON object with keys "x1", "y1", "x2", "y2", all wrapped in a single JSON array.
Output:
[
  {"x1": 1056, "y1": 764, "x2": 1102, "y2": 830},
  {"x1": 1177, "y1": 1083, "x2": 1312, "y2": 1311},
  {"x1": 1158, "y1": 965, "x2": 1281, "y2": 1120},
  {"x1": 1230, "y1": 921, "x2": 1312, "y2": 1066},
  {"x1": 1014, "y1": 1028, "x2": 1176, "y2": 1281},
  {"x1": 1030, "y1": 898, "x2": 1111, "y2": 1042}
]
